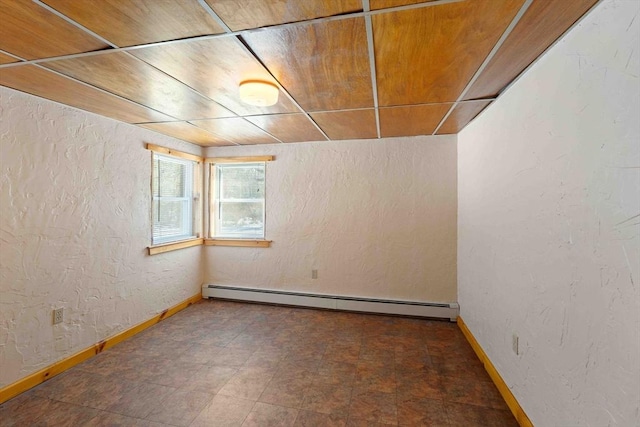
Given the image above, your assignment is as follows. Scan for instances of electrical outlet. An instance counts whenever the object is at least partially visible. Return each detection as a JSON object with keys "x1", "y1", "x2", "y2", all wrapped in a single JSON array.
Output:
[
  {"x1": 512, "y1": 333, "x2": 519, "y2": 355},
  {"x1": 311, "y1": 269, "x2": 318, "y2": 279},
  {"x1": 53, "y1": 308, "x2": 64, "y2": 325}
]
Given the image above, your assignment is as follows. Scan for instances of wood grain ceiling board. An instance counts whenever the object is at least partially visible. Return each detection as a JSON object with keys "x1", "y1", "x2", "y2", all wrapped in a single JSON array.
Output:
[
  {"x1": 43, "y1": 52, "x2": 234, "y2": 121},
  {"x1": 379, "y1": 103, "x2": 451, "y2": 137},
  {"x1": 310, "y1": 110, "x2": 378, "y2": 140},
  {"x1": 41, "y1": 0, "x2": 225, "y2": 47},
  {"x1": 0, "y1": 52, "x2": 19, "y2": 65},
  {"x1": 437, "y1": 100, "x2": 492, "y2": 134},
  {"x1": 204, "y1": 0, "x2": 362, "y2": 31},
  {"x1": 131, "y1": 38, "x2": 300, "y2": 117},
  {"x1": 243, "y1": 18, "x2": 373, "y2": 112},
  {"x1": 370, "y1": 0, "x2": 438, "y2": 10},
  {"x1": 0, "y1": 0, "x2": 108, "y2": 60},
  {"x1": 373, "y1": 0, "x2": 524, "y2": 106},
  {"x1": 463, "y1": 0, "x2": 598, "y2": 100},
  {"x1": 246, "y1": 114, "x2": 327, "y2": 143},
  {"x1": 0, "y1": 65, "x2": 173, "y2": 124},
  {"x1": 190, "y1": 118, "x2": 280, "y2": 145},
  {"x1": 139, "y1": 122, "x2": 232, "y2": 147}
]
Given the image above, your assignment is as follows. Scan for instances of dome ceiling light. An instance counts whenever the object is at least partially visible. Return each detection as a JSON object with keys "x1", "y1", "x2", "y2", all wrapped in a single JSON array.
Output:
[{"x1": 239, "y1": 80, "x2": 279, "y2": 107}]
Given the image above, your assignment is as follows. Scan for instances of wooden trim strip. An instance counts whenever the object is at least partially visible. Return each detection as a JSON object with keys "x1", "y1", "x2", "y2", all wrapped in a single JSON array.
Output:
[
  {"x1": 457, "y1": 317, "x2": 534, "y2": 427},
  {"x1": 204, "y1": 239, "x2": 271, "y2": 248},
  {"x1": 0, "y1": 293, "x2": 202, "y2": 405},
  {"x1": 148, "y1": 238, "x2": 203, "y2": 255},
  {"x1": 146, "y1": 143, "x2": 203, "y2": 162},
  {"x1": 205, "y1": 156, "x2": 274, "y2": 163}
]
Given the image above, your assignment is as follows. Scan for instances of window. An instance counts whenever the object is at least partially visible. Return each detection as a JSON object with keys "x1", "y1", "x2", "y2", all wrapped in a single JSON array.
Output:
[
  {"x1": 146, "y1": 152, "x2": 271, "y2": 250},
  {"x1": 151, "y1": 153, "x2": 198, "y2": 244},
  {"x1": 212, "y1": 162, "x2": 266, "y2": 239}
]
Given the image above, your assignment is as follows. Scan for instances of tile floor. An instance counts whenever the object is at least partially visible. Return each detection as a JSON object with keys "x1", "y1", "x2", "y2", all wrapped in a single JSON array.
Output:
[{"x1": 0, "y1": 300, "x2": 518, "y2": 426}]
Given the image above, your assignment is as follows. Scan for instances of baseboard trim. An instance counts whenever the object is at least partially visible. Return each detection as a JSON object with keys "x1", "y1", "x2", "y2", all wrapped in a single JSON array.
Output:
[
  {"x1": 457, "y1": 317, "x2": 534, "y2": 427},
  {"x1": 203, "y1": 284, "x2": 459, "y2": 321},
  {"x1": 0, "y1": 293, "x2": 202, "y2": 404}
]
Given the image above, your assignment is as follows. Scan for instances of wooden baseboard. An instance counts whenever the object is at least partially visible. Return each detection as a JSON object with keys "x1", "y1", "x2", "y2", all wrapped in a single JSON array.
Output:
[
  {"x1": 457, "y1": 317, "x2": 534, "y2": 427},
  {"x1": 0, "y1": 293, "x2": 202, "y2": 404}
]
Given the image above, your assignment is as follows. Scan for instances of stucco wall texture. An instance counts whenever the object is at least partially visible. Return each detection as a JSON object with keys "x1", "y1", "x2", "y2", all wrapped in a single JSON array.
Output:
[
  {"x1": 0, "y1": 87, "x2": 204, "y2": 387},
  {"x1": 458, "y1": 1, "x2": 640, "y2": 426},
  {"x1": 204, "y1": 136, "x2": 458, "y2": 303}
]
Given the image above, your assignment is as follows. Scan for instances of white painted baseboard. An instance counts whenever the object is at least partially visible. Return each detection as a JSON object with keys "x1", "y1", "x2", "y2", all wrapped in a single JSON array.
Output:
[{"x1": 202, "y1": 285, "x2": 459, "y2": 321}]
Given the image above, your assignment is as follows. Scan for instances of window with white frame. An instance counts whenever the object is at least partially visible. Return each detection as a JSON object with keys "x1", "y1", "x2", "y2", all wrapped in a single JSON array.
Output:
[
  {"x1": 212, "y1": 162, "x2": 266, "y2": 239},
  {"x1": 151, "y1": 153, "x2": 198, "y2": 244}
]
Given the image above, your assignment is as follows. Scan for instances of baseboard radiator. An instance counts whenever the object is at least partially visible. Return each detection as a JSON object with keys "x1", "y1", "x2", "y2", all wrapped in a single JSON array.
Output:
[{"x1": 202, "y1": 285, "x2": 459, "y2": 321}]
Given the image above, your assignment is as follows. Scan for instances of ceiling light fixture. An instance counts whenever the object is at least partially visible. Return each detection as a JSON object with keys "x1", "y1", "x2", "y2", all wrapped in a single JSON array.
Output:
[{"x1": 239, "y1": 80, "x2": 279, "y2": 107}]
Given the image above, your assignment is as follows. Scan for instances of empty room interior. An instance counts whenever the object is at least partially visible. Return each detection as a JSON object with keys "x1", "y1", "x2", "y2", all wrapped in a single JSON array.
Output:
[{"x1": 0, "y1": 0, "x2": 638, "y2": 426}]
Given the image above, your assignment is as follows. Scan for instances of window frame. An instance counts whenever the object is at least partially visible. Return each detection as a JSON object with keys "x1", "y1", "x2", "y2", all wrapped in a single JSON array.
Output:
[
  {"x1": 213, "y1": 161, "x2": 266, "y2": 240},
  {"x1": 146, "y1": 144, "x2": 203, "y2": 255},
  {"x1": 205, "y1": 156, "x2": 274, "y2": 247},
  {"x1": 152, "y1": 153, "x2": 195, "y2": 244}
]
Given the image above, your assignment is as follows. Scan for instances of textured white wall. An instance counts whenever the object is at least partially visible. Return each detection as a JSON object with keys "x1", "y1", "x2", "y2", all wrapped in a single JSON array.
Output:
[
  {"x1": 458, "y1": 1, "x2": 639, "y2": 426},
  {"x1": 0, "y1": 87, "x2": 204, "y2": 387},
  {"x1": 205, "y1": 135, "x2": 458, "y2": 302}
]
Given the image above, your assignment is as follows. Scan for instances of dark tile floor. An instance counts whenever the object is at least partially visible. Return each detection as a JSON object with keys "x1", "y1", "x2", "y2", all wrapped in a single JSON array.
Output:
[{"x1": 0, "y1": 300, "x2": 518, "y2": 426}]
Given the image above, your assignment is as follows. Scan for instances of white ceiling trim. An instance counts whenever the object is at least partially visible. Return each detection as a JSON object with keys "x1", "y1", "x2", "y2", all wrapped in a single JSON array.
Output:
[
  {"x1": 196, "y1": 0, "x2": 234, "y2": 34},
  {"x1": 0, "y1": 0, "x2": 465, "y2": 70},
  {"x1": 362, "y1": 0, "x2": 381, "y2": 139},
  {"x1": 195, "y1": 0, "x2": 317, "y2": 143},
  {"x1": 432, "y1": 0, "x2": 534, "y2": 135},
  {"x1": 31, "y1": 0, "x2": 118, "y2": 48}
]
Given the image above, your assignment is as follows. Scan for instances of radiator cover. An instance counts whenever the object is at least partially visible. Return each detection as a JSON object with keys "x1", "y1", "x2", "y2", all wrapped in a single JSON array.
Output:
[{"x1": 202, "y1": 285, "x2": 459, "y2": 321}]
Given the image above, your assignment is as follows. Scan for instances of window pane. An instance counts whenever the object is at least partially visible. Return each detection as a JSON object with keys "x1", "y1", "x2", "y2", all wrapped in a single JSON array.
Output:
[
  {"x1": 152, "y1": 153, "x2": 194, "y2": 244},
  {"x1": 153, "y1": 199, "x2": 191, "y2": 241},
  {"x1": 154, "y1": 158, "x2": 186, "y2": 198},
  {"x1": 218, "y1": 201, "x2": 264, "y2": 238},
  {"x1": 220, "y1": 165, "x2": 264, "y2": 200}
]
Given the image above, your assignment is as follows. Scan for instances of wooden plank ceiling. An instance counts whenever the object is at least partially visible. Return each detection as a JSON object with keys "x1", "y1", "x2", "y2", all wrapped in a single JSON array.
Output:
[{"x1": 0, "y1": 0, "x2": 598, "y2": 147}]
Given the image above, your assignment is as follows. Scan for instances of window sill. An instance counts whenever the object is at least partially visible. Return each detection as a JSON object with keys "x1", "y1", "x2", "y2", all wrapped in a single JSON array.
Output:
[
  {"x1": 204, "y1": 239, "x2": 271, "y2": 248},
  {"x1": 148, "y1": 238, "x2": 203, "y2": 255}
]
